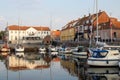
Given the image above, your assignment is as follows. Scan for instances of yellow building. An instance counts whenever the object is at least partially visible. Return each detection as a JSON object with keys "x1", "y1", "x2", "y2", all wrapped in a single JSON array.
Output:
[{"x1": 60, "y1": 20, "x2": 77, "y2": 42}]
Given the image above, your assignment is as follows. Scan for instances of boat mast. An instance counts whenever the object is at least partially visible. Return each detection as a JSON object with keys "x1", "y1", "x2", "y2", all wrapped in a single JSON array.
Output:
[
  {"x1": 96, "y1": 0, "x2": 99, "y2": 43},
  {"x1": 18, "y1": 17, "x2": 20, "y2": 44}
]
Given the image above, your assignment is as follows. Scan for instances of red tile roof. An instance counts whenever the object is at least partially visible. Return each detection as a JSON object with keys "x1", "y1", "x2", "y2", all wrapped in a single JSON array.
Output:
[{"x1": 8, "y1": 25, "x2": 50, "y2": 31}]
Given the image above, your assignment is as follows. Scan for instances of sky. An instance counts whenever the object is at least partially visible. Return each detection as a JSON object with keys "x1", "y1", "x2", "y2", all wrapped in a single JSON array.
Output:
[{"x1": 0, "y1": 0, "x2": 120, "y2": 30}]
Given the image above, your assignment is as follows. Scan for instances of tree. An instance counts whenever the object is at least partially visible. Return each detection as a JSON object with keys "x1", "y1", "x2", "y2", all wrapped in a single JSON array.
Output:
[{"x1": 0, "y1": 31, "x2": 5, "y2": 40}]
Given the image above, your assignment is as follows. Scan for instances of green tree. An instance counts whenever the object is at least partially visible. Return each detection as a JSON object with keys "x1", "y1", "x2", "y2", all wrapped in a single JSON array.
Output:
[{"x1": 0, "y1": 31, "x2": 5, "y2": 40}]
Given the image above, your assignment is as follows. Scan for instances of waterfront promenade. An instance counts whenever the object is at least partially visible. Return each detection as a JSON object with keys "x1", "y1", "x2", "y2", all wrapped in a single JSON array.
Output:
[{"x1": 1, "y1": 39, "x2": 120, "y2": 52}]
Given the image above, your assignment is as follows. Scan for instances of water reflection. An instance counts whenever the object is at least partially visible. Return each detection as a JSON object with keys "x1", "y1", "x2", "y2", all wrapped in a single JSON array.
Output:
[
  {"x1": 0, "y1": 52, "x2": 9, "y2": 57},
  {"x1": 5, "y1": 54, "x2": 51, "y2": 70},
  {"x1": 60, "y1": 58, "x2": 120, "y2": 80},
  {"x1": 0, "y1": 52, "x2": 119, "y2": 80},
  {"x1": 60, "y1": 59, "x2": 87, "y2": 80},
  {"x1": 87, "y1": 67, "x2": 120, "y2": 80}
]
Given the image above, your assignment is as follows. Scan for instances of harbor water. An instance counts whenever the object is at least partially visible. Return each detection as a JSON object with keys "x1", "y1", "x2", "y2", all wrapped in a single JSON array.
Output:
[{"x1": 0, "y1": 51, "x2": 120, "y2": 80}]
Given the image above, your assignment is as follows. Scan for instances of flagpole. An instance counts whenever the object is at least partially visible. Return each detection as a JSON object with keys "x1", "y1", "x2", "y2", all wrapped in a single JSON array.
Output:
[
  {"x1": 110, "y1": 18, "x2": 112, "y2": 42},
  {"x1": 109, "y1": 12, "x2": 112, "y2": 42}
]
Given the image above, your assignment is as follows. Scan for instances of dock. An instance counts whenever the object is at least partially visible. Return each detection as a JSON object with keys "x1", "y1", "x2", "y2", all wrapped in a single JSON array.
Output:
[{"x1": 0, "y1": 43, "x2": 40, "y2": 52}]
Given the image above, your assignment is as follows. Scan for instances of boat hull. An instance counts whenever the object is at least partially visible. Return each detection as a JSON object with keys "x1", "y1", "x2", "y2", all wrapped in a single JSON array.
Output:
[
  {"x1": 15, "y1": 48, "x2": 24, "y2": 52},
  {"x1": 1, "y1": 48, "x2": 10, "y2": 52},
  {"x1": 88, "y1": 58, "x2": 119, "y2": 67},
  {"x1": 72, "y1": 52, "x2": 87, "y2": 59}
]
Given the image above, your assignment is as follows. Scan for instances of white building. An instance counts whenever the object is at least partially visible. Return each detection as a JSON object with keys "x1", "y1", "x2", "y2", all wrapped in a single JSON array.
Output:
[{"x1": 6, "y1": 25, "x2": 51, "y2": 44}]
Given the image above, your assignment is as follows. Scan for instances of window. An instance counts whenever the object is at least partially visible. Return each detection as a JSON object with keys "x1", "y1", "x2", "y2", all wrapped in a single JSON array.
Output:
[
  {"x1": 47, "y1": 32, "x2": 48, "y2": 34},
  {"x1": 15, "y1": 36, "x2": 17, "y2": 40},
  {"x1": 113, "y1": 32, "x2": 117, "y2": 38}
]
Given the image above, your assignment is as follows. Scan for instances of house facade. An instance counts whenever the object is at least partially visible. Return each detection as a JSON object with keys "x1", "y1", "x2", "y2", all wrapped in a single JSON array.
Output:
[
  {"x1": 6, "y1": 25, "x2": 51, "y2": 44},
  {"x1": 60, "y1": 11, "x2": 120, "y2": 42},
  {"x1": 60, "y1": 20, "x2": 77, "y2": 42}
]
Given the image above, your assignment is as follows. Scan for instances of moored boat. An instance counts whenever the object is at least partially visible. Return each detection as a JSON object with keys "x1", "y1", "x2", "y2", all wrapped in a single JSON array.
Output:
[
  {"x1": 72, "y1": 46, "x2": 87, "y2": 59},
  {"x1": 39, "y1": 47, "x2": 46, "y2": 54},
  {"x1": 87, "y1": 46, "x2": 120, "y2": 67},
  {"x1": 50, "y1": 46, "x2": 58, "y2": 57},
  {"x1": 15, "y1": 44, "x2": 24, "y2": 52}
]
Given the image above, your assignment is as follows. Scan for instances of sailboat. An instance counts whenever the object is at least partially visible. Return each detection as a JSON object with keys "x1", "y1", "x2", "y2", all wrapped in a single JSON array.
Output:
[
  {"x1": 15, "y1": 19, "x2": 24, "y2": 56},
  {"x1": 87, "y1": 0, "x2": 120, "y2": 67}
]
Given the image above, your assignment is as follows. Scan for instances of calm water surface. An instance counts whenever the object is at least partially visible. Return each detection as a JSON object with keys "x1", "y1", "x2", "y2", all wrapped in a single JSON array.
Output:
[{"x1": 0, "y1": 52, "x2": 120, "y2": 80}]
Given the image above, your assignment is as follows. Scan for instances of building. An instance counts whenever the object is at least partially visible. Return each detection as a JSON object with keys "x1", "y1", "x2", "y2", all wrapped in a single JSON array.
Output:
[
  {"x1": 6, "y1": 25, "x2": 51, "y2": 44},
  {"x1": 60, "y1": 11, "x2": 120, "y2": 42},
  {"x1": 60, "y1": 20, "x2": 78, "y2": 42},
  {"x1": 51, "y1": 30, "x2": 61, "y2": 42}
]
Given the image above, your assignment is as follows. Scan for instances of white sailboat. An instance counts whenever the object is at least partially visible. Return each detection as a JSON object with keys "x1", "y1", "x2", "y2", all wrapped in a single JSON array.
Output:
[
  {"x1": 87, "y1": 0, "x2": 120, "y2": 67},
  {"x1": 15, "y1": 19, "x2": 24, "y2": 53}
]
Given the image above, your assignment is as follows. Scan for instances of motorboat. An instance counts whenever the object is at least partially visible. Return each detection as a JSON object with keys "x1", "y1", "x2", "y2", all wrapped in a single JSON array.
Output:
[
  {"x1": 15, "y1": 44, "x2": 24, "y2": 52},
  {"x1": 50, "y1": 46, "x2": 58, "y2": 56},
  {"x1": 72, "y1": 46, "x2": 87, "y2": 59},
  {"x1": 87, "y1": 45, "x2": 120, "y2": 67},
  {"x1": 39, "y1": 47, "x2": 46, "y2": 54},
  {"x1": 58, "y1": 47, "x2": 72, "y2": 54}
]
